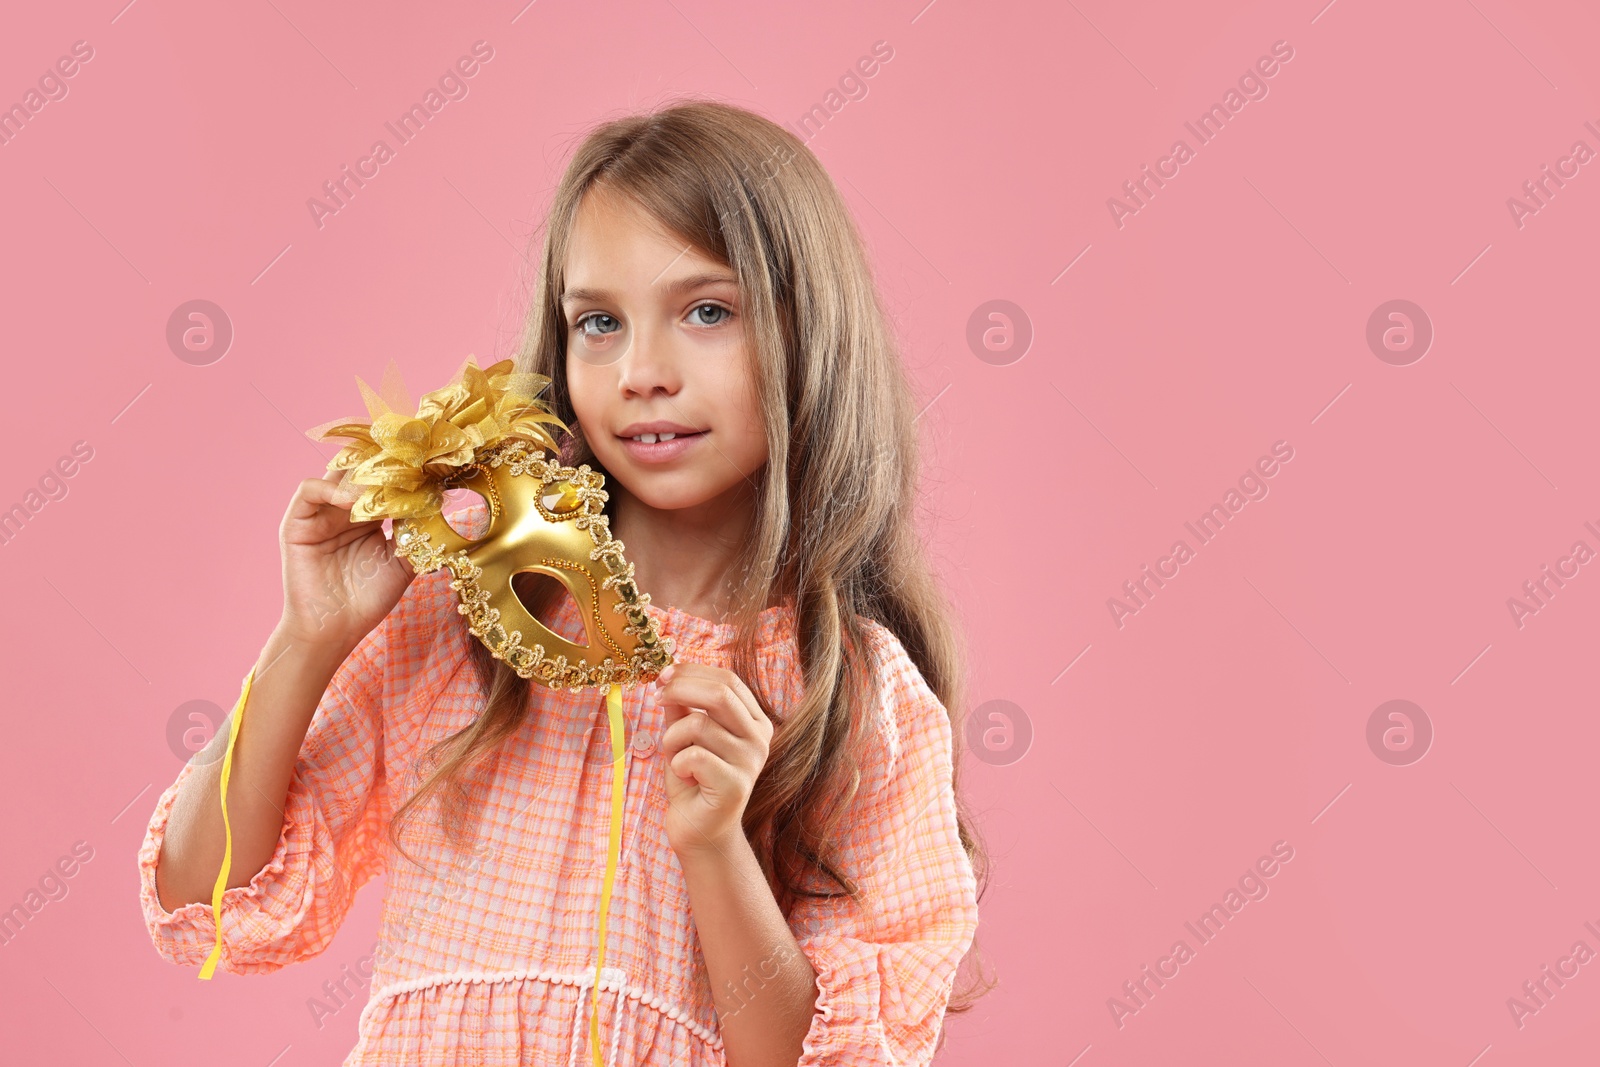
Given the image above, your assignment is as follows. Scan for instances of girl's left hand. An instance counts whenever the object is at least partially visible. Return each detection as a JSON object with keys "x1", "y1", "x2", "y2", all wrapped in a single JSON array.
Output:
[{"x1": 655, "y1": 661, "x2": 773, "y2": 858}]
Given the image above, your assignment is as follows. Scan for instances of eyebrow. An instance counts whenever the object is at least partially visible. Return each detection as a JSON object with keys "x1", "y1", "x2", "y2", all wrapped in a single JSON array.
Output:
[{"x1": 560, "y1": 270, "x2": 738, "y2": 307}]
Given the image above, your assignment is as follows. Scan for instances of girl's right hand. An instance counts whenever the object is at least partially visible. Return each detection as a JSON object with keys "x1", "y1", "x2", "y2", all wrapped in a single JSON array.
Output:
[{"x1": 276, "y1": 473, "x2": 415, "y2": 655}]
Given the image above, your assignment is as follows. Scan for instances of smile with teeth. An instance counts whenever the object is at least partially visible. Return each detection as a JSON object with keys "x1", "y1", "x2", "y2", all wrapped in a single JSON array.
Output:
[{"x1": 618, "y1": 428, "x2": 707, "y2": 461}]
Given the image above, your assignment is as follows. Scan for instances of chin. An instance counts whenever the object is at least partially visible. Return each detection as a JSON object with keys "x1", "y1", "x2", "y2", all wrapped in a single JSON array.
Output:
[{"x1": 609, "y1": 472, "x2": 708, "y2": 511}]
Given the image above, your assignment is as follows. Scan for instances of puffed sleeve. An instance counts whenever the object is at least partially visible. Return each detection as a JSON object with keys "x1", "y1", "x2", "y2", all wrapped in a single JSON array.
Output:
[
  {"x1": 786, "y1": 626, "x2": 981, "y2": 1066},
  {"x1": 136, "y1": 570, "x2": 440, "y2": 974}
]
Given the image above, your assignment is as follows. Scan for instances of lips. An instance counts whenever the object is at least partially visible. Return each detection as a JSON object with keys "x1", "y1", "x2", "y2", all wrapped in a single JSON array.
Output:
[
  {"x1": 618, "y1": 419, "x2": 702, "y2": 435},
  {"x1": 617, "y1": 429, "x2": 707, "y2": 464}
]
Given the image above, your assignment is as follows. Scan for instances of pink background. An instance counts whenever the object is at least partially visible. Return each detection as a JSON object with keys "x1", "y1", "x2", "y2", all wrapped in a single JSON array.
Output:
[{"x1": 3, "y1": 0, "x2": 1598, "y2": 1063}]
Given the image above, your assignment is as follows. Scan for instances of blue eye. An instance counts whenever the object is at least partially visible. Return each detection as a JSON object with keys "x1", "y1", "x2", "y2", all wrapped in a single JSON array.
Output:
[
  {"x1": 575, "y1": 313, "x2": 620, "y2": 338},
  {"x1": 690, "y1": 303, "x2": 729, "y2": 326}
]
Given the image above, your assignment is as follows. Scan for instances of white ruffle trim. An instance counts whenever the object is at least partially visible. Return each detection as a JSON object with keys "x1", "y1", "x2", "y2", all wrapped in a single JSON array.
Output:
[{"x1": 356, "y1": 964, "x2": 723, "y2": 1059}]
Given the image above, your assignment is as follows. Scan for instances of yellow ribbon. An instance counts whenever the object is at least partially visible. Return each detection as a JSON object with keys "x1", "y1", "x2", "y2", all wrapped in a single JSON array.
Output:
[
  {"x1": 590, "y1": 681, "x2": 627, "y2": 1067},
  {"x1": 199, "y1": 666, "x2": 256, "y2": 980}
]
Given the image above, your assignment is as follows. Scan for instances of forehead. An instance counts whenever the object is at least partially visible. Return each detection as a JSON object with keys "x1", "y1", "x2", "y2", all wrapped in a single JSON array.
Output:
[{"x1": 562, "y1": 186, "x2": 727, "y2": 296}]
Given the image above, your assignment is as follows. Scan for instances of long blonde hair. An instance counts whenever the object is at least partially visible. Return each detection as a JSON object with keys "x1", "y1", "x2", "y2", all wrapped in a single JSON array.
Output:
[{"x1": 394, "y1": 98, "x2": 992, "y2": 1013}]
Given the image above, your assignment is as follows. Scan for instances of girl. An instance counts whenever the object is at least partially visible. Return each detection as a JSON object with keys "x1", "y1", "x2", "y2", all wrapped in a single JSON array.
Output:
[{"x1": 140, "y1": 99, "x2": 987, "y2": 1066}]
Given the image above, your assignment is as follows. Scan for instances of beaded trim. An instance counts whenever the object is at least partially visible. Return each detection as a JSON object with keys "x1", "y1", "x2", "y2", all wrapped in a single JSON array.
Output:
[
  {"x1": 392, "y1": 439, "x2": 674, "y2": 691},
  {"x1": 356, "y1": 966, "x2": 724, "y2": 1050}
]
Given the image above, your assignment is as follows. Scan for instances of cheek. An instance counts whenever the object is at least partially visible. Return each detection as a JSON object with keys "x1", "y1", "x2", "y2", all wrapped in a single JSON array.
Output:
[
  {"x1": 731, "y1": 418, "x2": 769, "y2": 473},
  {"x1": 712, "y1": 354, "x2": 768, "y2": 471},
  {"x1": 714, "y1": 394, "x2": 767, "y2": 476},
  {"x1": 565, "y1": 362, "x2": 611, "y2": 441},
  {"x1": 565, "y1": 357, "x2": 594, "y2": 411}
]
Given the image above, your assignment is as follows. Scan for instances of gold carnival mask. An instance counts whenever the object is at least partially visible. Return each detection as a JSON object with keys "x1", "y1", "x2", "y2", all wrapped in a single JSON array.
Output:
[
  {"x1": 392, "y1": 442, "x2": 675, "y2": 687},
  {"x1": 314, "y1": 357, "x2": 674, "y2": 688}
]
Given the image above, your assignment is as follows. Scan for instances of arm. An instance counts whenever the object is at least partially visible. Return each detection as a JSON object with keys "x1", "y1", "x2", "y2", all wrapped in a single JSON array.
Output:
[
  {"x1": 140, "y1": 474, "x2": 416, "y2": 972},
  {"x1": 657, "y1": 662, "x2": 817, "y2": 1067},
  {"x1": 154, "y1": 626, "x2": 359, "y2": 910},
  {"x1": 154, "y1": 473, "x2": 411, "y2": 907},
  {"x1": 139, "y1": 639, "x2": 390, "y2": 972},
  {"x1": 778, "y1": 640, "x2": 980, "y2": 1066},
  {"x1": 656, "y1": 638, "x2": 981, "y2": 1067},
  {"x1": 679, "y1": 837, "x2": 820, "y2": 1067}
]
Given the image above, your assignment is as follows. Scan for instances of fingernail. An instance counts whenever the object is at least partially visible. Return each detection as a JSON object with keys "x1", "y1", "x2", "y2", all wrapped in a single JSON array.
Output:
[{"x1": 657, "y1": 665, "x2": 676, "y2": 683}]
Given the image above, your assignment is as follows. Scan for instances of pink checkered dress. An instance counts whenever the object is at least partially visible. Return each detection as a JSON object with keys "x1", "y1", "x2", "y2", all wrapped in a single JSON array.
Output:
[{"x1": 139, "y1": 549, "x2": 980, "y2": 1065}]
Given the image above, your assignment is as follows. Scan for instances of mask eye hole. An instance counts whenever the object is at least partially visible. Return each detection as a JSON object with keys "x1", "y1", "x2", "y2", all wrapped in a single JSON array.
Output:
[
  {"x1": 442, "y1": 486, "x2": 492, "y2": 540},
  {"x1": 511, "y1": 571, "x2": 583, "y2": 636}
]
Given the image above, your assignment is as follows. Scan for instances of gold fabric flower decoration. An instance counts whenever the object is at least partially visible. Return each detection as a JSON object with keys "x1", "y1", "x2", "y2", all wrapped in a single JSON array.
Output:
[{"x1": 312, "y1": 357, "x2": 568, "y2": 522}]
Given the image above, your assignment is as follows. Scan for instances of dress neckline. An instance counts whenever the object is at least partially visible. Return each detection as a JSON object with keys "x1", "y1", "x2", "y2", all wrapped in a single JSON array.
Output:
[{"x1": 641, "y1": 597, "x2": 796, "y2": 653}]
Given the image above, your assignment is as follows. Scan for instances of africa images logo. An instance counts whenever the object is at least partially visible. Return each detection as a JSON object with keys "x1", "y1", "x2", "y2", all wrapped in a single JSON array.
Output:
[
  {"x1": 307, "y1": 41, "x2": 495, "y2": 229},
  {"x1": 1107, "y1": 840, "x2": 1296, "y2": 1029}
]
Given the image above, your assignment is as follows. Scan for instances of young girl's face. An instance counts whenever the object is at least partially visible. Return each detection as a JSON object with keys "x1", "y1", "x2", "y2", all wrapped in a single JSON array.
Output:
[{"x1": 562, "y1": 186, "x2": 768, "y2": 513}]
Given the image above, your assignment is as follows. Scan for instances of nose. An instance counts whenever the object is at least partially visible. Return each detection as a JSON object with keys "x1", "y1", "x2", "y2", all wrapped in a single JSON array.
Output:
[{"x1": 615, "y1": 320, "x2": 682, "y2": 400}]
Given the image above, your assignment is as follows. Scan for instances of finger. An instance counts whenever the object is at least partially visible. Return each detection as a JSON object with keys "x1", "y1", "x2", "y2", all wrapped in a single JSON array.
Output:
[
  {"x1": 294, "y1": 472, "x2": 374, "y2": 520},
  {"x1": 289, "y1": 506, "x2": 372, "y2": 549},
  {"x1": 347, "y1": 528, "x2": 410, "y2": 580},
  {"x1": 667, "y1": 744, "x2": 741, "y2": 797},
  {"x1": 369, "y1": 526, "x2": 416, "y2": 578},
  {"x1": 386, "y1": 541, "x2": 418, "y2": 578},
  {"x1": 287, "y1": 483, "x2": 347, "y2": 528},
  {"x1": 328, "y1": 522, "x2": 382, "y2": 551},
  {"x1": 719, "y1": 669, "x2": 767, "y2": 727},
  {"x1": 658, "y1": 667, "x2": 764, "y2": 738},
  {"x1": 296, "y1": 474, "x2": 349, "y2": 507},
  {"x1": 287, "y1": 481, "x2": 385, "y2": 539},
  {"x1": 660, "y1": 708, "x2": 746, "y2": 766}
]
